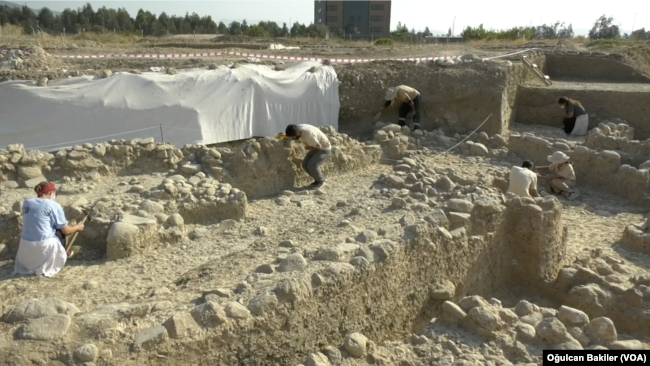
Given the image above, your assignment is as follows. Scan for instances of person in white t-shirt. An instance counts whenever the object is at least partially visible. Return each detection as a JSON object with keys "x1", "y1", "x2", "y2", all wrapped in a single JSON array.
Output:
[
  {"x1": 507, "y1": 160, "x2": 540, "y2": 198},
  {"x1": 280, "y1": 124, "x2": 332, "y2": 190}
]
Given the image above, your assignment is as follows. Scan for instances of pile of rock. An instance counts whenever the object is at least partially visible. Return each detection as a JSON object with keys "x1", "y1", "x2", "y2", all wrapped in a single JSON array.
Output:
[
  {"x1": 0, "y1": 51, "x2": 23, "y2": 71},
  {"x1": 438, "y1": 295, "x2": 647, "y2": 353},
  {"x1": 373, "y1": 122, "x2": 508, "y2": 160},
  {"x1": 585, "y1": 120, "x2": 635, "y2": 151},
  {"x1": 622, "y1": 224, "x2": 650, "y2": 255},
  {"x1": 585, "y1": 120, "x2": 650, "y2": 170},
  {"x1": 552, "y1": 248, "x2": 650, "y2": 334},
  {"x1": 374, "y1": 155, "x2": 503, "y2": 210}
]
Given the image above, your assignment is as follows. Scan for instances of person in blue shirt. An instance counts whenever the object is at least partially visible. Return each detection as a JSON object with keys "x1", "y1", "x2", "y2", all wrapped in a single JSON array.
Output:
[{"x1": 14, "y1": 181, "x2": 84, "y2": 277}]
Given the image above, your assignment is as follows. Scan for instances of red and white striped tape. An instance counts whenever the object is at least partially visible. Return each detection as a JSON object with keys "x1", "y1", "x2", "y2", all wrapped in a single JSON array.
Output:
[{"x1": 50, "y1": 51, "x2": 460, "y2": 63}]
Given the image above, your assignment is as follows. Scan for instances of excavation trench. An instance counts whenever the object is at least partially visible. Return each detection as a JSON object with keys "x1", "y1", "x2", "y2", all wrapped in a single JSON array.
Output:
[{"x1": 150, "y1": 195, "x2": 566, "y2": 365}]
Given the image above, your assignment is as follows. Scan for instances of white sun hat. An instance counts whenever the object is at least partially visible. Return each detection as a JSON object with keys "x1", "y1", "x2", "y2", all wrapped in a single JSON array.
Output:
[
  {"x1": 385, "y1": 87, "x2": 398, "y2": 101},
  {"x1": 547, "y1": 151, "x2": 570, "y2": 164}
]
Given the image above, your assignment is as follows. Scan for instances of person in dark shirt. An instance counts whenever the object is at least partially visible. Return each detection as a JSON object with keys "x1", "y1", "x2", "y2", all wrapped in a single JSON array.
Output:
[{"x1": 558, "y1": 97, "x2": 588, "y2": 136}]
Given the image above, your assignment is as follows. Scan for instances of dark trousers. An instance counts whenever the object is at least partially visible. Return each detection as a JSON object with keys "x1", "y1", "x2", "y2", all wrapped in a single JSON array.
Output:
[
  {"x1": 398, "y1": 95, "x2": 421, "y2": 128},
  {"x1": 302, "y1": 149, "x2": 332, "y2": 183},
  {"x1": 55, "y1": 229, "x2": 66, "y2": 249},
  {"x1": 563, "y1": 117, "x2": 576, "y2": 134}
]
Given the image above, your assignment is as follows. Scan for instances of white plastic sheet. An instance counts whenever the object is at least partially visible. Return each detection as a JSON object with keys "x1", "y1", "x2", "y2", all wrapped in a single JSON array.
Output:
[{"x1": 0, "y1": 62, "x2": 340, "y2": 151}]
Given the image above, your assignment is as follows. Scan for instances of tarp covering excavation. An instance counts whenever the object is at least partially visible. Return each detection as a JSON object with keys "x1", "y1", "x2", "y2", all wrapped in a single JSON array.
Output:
[{"x1": 0, "y1": 62, "x2": 340, "y2": 151}]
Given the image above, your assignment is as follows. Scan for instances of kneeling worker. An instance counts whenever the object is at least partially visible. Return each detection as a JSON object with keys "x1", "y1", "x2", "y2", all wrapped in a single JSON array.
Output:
[
  {"x1": 508, "y1": 160, "x2": 540, "y2": 198},
  {"x1": 281, "y1": 124, "x2": 332, "y2": 190},
  {"x1": 537, "y1": 151, "x2": 578, "y2": 200},
  {"x1": 377, "y1": 85, "x2": 421, "y2": 130},
  {"x1": 14, "y1": 182, "x2": 84, "y2": 278}
]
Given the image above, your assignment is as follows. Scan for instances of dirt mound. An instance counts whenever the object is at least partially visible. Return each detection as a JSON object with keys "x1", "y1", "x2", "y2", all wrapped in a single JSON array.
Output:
[{"x1": 212, "y1": 35, "x2": 255, "y2": 43}]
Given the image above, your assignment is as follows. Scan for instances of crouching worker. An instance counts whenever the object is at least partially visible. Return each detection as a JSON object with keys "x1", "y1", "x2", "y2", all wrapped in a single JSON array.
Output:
[
  {"x1": 14, "y1": 182, "x2": 84, "y2": 278},
  {"x1": 377, "y1": 85, "x2": 421, "y2": 130},
  {"x1": 507, "y1": 160, "x2": 540, "y2": 198},
  {"x1": 559, "y1": 97, "x2": 588, "y2": 136},
  {"x1": 537, "y1": 151, "x2": 579, "y2": 200},
  {"x1": 281, "y1": 124, "x2": 332, "y2": 190}
]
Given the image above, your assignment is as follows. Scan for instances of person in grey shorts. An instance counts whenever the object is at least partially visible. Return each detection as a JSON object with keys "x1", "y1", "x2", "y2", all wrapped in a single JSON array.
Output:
[{"x1": 281, "y1": 124, "x2": 332, "y2": 190}]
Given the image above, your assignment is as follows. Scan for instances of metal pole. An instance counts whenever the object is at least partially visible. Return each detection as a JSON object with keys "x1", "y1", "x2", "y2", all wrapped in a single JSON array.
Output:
[
  {"x1": 632, "y1": 12, "x2": 638, "y2": 33},
  {"x1": 159, "y1": 124, "x2": 164, "y2": 143},
  {"x1": 452, "y1": 16, "x2": 456, "y2": 36}
]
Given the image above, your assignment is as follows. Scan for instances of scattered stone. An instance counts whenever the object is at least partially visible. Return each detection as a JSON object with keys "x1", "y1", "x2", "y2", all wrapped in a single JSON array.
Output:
[
  {"x1": 430, "y1": 280, "x2": 456, "y2": 300},
  {"x1": 516, "y1": 323, "x2": 536, "y2": 343},
  {"x1": 255, "y1": 264, "x2": 274, "y2": 274},
  {"x1": 314, "y1": 248, "x2": 342, "y2": 262},
  {"x1": 18, "y1": 314, "x2": 71, "y2": 341},
  {"x1": 247, "y1": 291, "x2": 278, "y2": 316},
  {"x1": 356, "y1": 230, "x2": 377, "y2": 243},
  {"x1": 585, "y1": 317, "x2": 617, "y2": 346},
  {"x1": 190, "y1": 302, "x2": 226, "y2": 327},
  {"x1": 167, "y1": 213, "x2": 184, "y2": 227},
  {"x1": 4, "y1": 298, "x2": 79, "y2": 323},
  {"x1": 514, "y1": 300, "x2": 535, "y2": 317},
  {"x1": 74, "y1": 344, "x2": 99, "y2": 362},
  {"x1": 470, "y1": 143, "x2": 489, "y2": 156},
  {"x1": 277, "y1": 253, "x2": 307, "y2": 272},
  {"x1": 344, "y1": 332, "x2": 368, "y2": 358},
  {"x1": 558, "y1": 306, "x2": 589, "y2": 327},
  {"x1": 468, "y1": 307, "x2": 501, "y2": 333},
  {"x1": 536, "y1": 317, "x2": 570, "y2": 345},
  {"x1": 132, "y1": 325, "x2": 168, "y2": 352},
  {"x1": 224, "y1": 302, "x2": 251, "y2": 320},
  {"x1": 609, "y1": 340, "x2": 644, "y2": 350},
  {"x1": 306, "y1": 352, "x2": 332, "y2": 366},
  {"x1": 322, "y1": 346, "x2": 342, "y2": 365},
  {"x1": 181, "y1": 164, "x2": 202, "y2": 174},
  {"x1": 442, "y1": 301, "x2": 467, "y2": 322},
  {"x1": 280, "y1": 240, "x2": 297, "y2": 248}
]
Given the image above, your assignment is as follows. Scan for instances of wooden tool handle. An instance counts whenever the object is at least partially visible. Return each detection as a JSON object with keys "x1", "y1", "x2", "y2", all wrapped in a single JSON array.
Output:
[{"x1": 66, "y1": 216, "x2": 88, "y2": 252}]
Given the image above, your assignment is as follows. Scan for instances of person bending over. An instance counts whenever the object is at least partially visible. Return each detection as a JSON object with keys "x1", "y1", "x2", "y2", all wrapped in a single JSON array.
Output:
[
  {"x1": 281, "y1": 124, "x2": 332, "y2": 190},
  {"x1": 537, "y1": 151, "x2": 579, "y2": 200},
  {"x1": 507, "y1": 160, "x2": 540, "y2": 198},
  {"x1": 14, "y1": 182, "x2": 84, "y2": 277},
  {"x1": 377, "y1": 85, "x2": 421, "y2": 130},
  {"x1": 559, "y1": 97, "x2": 588, "y2": 136}
]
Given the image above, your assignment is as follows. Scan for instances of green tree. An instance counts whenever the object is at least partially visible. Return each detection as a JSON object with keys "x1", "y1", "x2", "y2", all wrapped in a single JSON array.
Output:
[
  {"x1": 218, "y1": 21, "x2": 227, "y2": 34},
  {"x1": 588, "y1": 15, "x2": 620, "y2": 39},
  {"x1": 37, "y1": 7, "x2": 55, "y2": 29}
]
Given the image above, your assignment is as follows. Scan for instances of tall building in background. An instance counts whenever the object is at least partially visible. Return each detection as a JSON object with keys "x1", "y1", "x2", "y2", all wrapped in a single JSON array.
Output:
[{"x1": 314, "y1": 0, "x2": 391, "y2": 39}]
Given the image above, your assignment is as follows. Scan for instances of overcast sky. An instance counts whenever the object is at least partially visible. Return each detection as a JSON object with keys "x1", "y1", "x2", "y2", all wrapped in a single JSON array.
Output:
[{"x1": 19, "y1": 0, "x2": 650, "y2": 36}]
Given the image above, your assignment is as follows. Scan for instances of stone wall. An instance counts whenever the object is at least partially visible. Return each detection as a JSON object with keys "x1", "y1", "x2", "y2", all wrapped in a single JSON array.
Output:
[
  {"x1": 506, "y1": 196, "x2": 567, "y2": 285},
  {"x1": 335, "y1": 54, "x2": 546, "y2": 140},
  {"x1": 585, "y1": 121, "x2": 650, "y2": 168},
  {"x1": 544, "y1": 52, "x2": 650, "y2": 82},
  {"x1": 126, "y1": 194, "x2": 566, "y2": 365},
  {"x1": 215, "y1": 127, "x2": 382, "y2": 198},
  {"x1": 0, "y1": 127, "x2": 381, "y2": 257}
]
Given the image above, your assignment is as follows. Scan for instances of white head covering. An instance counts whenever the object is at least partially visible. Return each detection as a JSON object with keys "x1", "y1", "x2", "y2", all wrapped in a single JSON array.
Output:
[
  {"x1": 385, "y1": 87, "x2": 398, "y2": 101},
  {"x1": 547, "y1": 151, "x2": 570, "y2": 164}
]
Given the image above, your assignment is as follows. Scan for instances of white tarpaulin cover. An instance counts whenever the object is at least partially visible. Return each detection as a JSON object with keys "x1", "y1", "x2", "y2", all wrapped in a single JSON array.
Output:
[{"x1": 0, "y1": 61, "x2": 340, "y2": 151}]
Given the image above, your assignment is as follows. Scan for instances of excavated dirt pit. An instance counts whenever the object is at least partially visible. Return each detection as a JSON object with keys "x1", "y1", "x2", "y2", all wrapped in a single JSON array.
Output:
[{"x1": 1, "y1": 47, "x2": 650, "y2": 366}]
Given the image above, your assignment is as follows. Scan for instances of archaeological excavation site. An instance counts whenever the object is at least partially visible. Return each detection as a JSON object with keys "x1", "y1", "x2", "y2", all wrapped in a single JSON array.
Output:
[{"x1": 1, "y1": 38, "x2": 650, "y2": 366}]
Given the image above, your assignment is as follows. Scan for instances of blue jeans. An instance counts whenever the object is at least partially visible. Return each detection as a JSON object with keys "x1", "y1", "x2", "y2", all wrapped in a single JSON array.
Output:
[{"x1": 302, "y1": 149, "x2": 331, "y2": 183}]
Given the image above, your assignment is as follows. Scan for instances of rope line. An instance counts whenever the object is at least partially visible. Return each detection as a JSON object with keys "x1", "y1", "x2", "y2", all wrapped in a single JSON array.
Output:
[
  {"x1": 26, "y1": 126, "x2": 160, "y2": 150},
  {"x1": 431, "y1": 113, "x2": 493, "y2": 159}
]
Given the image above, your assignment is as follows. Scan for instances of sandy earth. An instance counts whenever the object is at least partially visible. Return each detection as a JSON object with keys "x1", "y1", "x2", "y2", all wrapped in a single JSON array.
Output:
[{"x1": 1, "y1": 149, "x2": 647, "y2": 313}]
